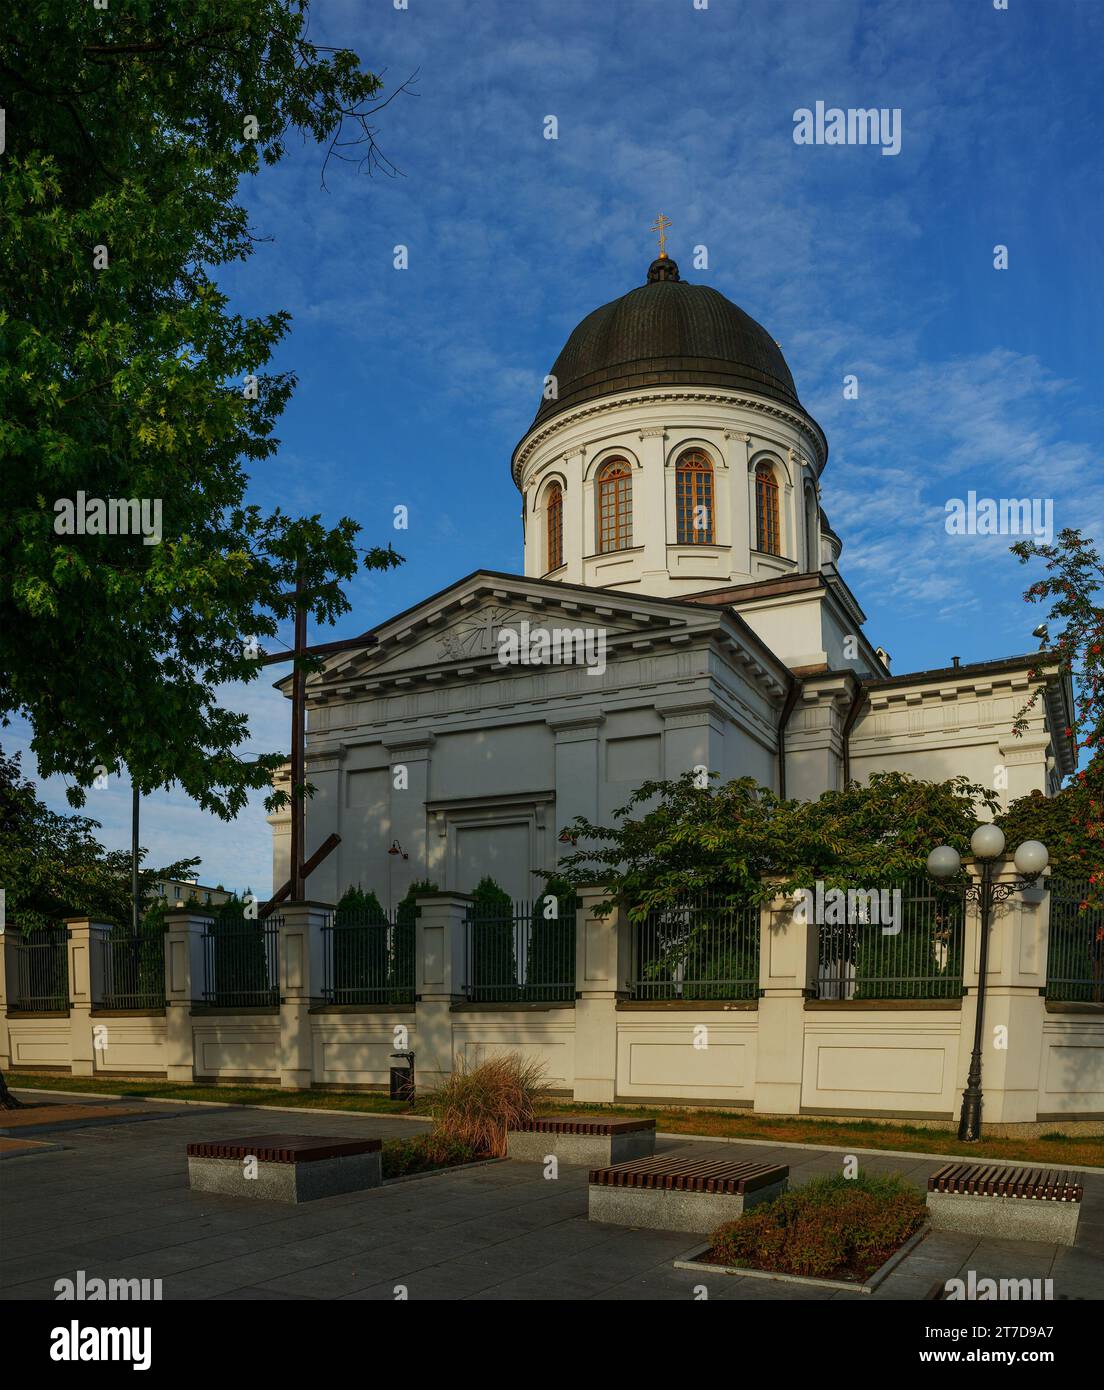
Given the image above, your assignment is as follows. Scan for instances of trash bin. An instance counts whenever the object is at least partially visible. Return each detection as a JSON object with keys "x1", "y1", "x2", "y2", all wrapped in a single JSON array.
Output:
[{"x1": 389, "y1": 1050, "x2": 415, "y2": 1103}]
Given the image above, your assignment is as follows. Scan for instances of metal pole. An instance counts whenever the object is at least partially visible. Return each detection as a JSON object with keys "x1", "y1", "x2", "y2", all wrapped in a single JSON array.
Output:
[
  {"x1": 131, "y1": 782, "x2": 140, "y2": 935},
  {"x1": 290, "y1": 566, "x2": 306, "y2": 903},
  {"x1": 958, "y1": 859, "x2": 993, "y2": 1141}
]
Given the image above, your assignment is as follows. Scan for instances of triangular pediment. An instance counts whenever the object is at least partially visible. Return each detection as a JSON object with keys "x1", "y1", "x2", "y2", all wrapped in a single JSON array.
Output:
[{"x1": 300, "y1": 570, "x2": 753, "y2": 697}]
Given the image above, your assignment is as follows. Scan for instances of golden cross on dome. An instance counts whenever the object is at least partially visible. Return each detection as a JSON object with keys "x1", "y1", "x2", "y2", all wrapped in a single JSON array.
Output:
[{"x1": 650, "y1": 212, "x2": 672, "y2": 258}]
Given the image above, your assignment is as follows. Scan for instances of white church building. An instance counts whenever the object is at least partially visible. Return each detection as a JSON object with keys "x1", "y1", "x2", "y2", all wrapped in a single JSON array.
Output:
[
  {"x1": 271, "y1": 252, "x2": 1074, "y2": 906},
  {"x1": 6, "y1": 255, "x2": 1093, "y2": 1122}
]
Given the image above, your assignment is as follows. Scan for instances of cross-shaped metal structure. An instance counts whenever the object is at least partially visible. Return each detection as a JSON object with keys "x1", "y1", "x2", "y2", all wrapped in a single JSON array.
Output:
[
  {"x1": 257, "y1": 568, "x2": 377, "y2": 911},
  {"x1": 650, "y1": 212, "x2": 672, "y2": 258}
]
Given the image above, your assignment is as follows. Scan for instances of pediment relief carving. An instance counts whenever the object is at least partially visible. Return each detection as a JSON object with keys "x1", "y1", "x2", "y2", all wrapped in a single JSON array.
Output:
[{"x1": 318, "y1": 591, "x2": 700, "y2": 687}]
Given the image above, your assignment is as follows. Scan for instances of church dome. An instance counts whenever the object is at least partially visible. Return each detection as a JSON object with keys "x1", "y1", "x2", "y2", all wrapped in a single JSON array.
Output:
[{"x1": 527, "y1": 256, "x2": 812, "y2": 433}]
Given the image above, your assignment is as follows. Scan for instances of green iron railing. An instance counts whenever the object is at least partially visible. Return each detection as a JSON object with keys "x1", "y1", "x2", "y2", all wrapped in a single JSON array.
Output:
[{"x1": 1047, "y1": 880, "x2": 1104, "y2": 1003}]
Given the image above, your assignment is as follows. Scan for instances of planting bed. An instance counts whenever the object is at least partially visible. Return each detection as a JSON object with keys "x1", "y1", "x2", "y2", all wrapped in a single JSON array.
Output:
[{"x1": 674, "y1": 1173, "x2": 928, "y2": 1291}]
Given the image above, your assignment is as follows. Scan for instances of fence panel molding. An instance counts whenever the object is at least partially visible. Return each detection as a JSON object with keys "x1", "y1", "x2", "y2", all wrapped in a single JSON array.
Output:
[{"x1": 1, "y1": 878, "x2": 1102, "y2": 1122}]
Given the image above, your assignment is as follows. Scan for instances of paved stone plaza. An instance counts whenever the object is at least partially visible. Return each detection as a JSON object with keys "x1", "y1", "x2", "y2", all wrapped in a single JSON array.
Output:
[{"x1": 2, "y1": 1094, "x2": 1102, "y2": 1301}]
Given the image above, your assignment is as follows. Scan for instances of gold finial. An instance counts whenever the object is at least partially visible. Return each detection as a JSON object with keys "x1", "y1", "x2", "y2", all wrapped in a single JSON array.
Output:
[{"x1": 650, "y1": 212, "x2": 672, "y2": 259}]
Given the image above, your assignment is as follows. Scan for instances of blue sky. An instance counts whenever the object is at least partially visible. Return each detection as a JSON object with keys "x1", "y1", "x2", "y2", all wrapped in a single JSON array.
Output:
[{"x1": 15, "y1": 0, "x2": 1103, "y2": 895}]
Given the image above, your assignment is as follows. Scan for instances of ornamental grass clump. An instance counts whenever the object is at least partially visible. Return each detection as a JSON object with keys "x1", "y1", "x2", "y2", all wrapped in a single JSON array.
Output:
[
  {"x1": 429, "y1": 1055, "x2": 547, "y2": 1157},
  {"x1": 709, "y1": 1172, "x2": 925, "y2": 1282}
]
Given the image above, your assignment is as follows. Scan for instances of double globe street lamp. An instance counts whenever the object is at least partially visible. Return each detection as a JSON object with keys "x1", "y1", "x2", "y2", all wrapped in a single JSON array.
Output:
[{"x1": 926, "y1": 825, "x2": 1049, "y2": 1142}]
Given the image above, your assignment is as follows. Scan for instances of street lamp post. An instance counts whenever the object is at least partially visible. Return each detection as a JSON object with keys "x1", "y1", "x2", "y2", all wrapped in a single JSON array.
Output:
[{"x1": 926, "y1": 828, "x2": 1049, "y2": 1141}]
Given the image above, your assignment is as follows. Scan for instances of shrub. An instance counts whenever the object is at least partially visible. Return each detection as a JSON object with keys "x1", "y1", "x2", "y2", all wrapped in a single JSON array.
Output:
[
  {"x1": 332, "y1": 885, "x2": 390, "y2": 1002},
  {"x1": 468, "y1": 876, "x2": 518, "y2": 1000},
  {"x1": 381, "y1": 1133, "x2": 479, "y2": 1180},
  {"x1": 430, "y1": 1054, "x2": 547, "y2": 1157},
  {"x1": 526, "y1": 875, "x2": 577, "y2": 996},
  {"x1": 709, "y1": 1173, "x2": 925, "y2": 1281},
  {"x1": 393, "y1": 879, "x2": 436, "y2": 994},
  {"x1": 335, "y1": 885, "x2": 387, "y2": 923}
]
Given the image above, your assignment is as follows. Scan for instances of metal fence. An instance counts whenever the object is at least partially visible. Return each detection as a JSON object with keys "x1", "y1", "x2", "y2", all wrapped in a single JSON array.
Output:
[
  {"x1": 1047, "y1": 880, "x2": 1104, "y2": 1004},
  {"x1": 94, "y1": 928, "x2": 165, "y2": 1009},
  {"x1": 630, "y1": 893, "x2": 760, "y2": 1001},
  {"x1": 815, "y1": 877, "x2": 966, "y2": 1001},
  {"x1": 10, "y1": 926, "x2": 70, "y2": 1012},
  {"x1": 200, "y1": 912, "x2": 280, "y2": 1008},
  {"x1": 322, "y1": 908, "x2": 415, "y2": 1007},
  {"x1": 465, "y1": 896, "x2": 578, "y2": 1003}
]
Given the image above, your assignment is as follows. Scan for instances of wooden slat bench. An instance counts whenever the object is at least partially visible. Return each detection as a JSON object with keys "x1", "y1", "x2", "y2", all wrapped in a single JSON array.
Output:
[
  {"x1": 925, "y1": 1163, "x2": 1083, "y2": 1246},
  {"x1": 186, "y1": 1134, "x2": 382, "y2": 1204},
  {"x1": 588, "y1": 1153, "x2": 788, "y2": 1233},
  {"x1": 507, "y1": 1116, "x2": 655, "y2": 1167}
]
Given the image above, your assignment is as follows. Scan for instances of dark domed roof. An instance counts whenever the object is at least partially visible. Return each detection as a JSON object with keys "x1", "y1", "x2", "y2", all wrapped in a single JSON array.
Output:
[{"x1": 525, "y1": 257, "x2": 812, "y2": 434}]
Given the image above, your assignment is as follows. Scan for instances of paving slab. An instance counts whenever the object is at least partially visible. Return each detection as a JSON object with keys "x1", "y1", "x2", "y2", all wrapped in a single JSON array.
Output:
[{"x1": 1, "y1": 1096, "x2": 1100, "y2": 1303}]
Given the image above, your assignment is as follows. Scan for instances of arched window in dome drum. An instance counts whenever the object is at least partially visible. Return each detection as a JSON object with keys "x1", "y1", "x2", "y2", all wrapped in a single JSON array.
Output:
[
  {"x1": 755, "y1": 462, "x2": 781, "y2": 556},
  {"x1": 675, "y1": 450, "x2": 715, "y2": 545},
  {"x1": 545, "y1": 482, "x2": 563, "y2": 572},
  {"x1": 597, "y1": 458, "x2": 633, "y2": 553}
]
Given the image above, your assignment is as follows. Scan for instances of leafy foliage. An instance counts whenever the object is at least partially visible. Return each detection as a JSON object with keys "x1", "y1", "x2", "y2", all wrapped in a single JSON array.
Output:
[
  {"x1": 380, "y1": 1134, "x2": 480, "y2": 1181},
  {"x1": 467, "y1": 875, "x2": 517, "y2": 998},
  {"x1": 334, "y1": 884, "x2": 387, "y2": 924},
  {"x1": 553, "y1": 770, "x2": 999, "y2": 919},
  {"x1": 393, "y1": 878, "x2": 436, "y2": 994},
  {"x1": 525, "y1": 874, "x2": 577, "y2": 994},
  {"x1": 709, "y1": 1172, "x2": 926, "y2": 1281},
  {"x1": 1011, "y1": 528, "x2": 1104, "y2": 905},
  {"x1": 0, "y1": 1, "x2": 406, "y2": 817},
  {"x1": 998, "y1": 785, "x2": 1099, "y2": 884},
  {"x1": 0, "y1": 746, "x2": 195, "y2": 930}
]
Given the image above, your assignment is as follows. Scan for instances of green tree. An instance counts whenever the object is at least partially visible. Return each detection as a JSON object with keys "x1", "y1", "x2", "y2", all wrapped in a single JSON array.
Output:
[
  {"x1": 1011, "y1": 528, "x2": 1104, "y2": 905},
  {"x1": 0, "y1": 746, "x2": 196, "y2": 930},
  {"x1": 525, "y1": 875, "x2": 577, "y2": 999},
  {"x1": 553, "y1": 770, "x2": 997, "y2": 919},
  {"x1": 0, "y1": 744, "x2": 195, "y2": 1101},
  {"x1": 392, "y1": 880, "x2": 435, "y2": 1001},
  {"x1": 554, "y1": 771, "x2": 993, "y2": 1001},
  {"x1": 333, "y1": 884, "x2": 388, "y2": 1003},
  {"x1": 0, "y1": 1, "x2": 406, "y2": 818},
  {"x1": 997, "y1": 785, "x2": 1098, "y2": 883},
  {"x1": 467, "y1": 876, "x2": 517, "y2": 1001}
]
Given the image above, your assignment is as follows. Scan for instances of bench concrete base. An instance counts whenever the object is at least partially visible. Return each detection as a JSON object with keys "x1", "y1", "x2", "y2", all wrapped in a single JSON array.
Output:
[
  {"x1": 508, "y1": 1129, "x2": 655, "y2": 1167},
  {"x1": 926, "y1": 1192, "x2": 1080, "y2": 1247},
  {"x1": 589, "y1": 1176, "x2": 787, "y2": 1235},
  {"x1": 188, "y1": 1151, "x2": 382, "y2": 1204}
]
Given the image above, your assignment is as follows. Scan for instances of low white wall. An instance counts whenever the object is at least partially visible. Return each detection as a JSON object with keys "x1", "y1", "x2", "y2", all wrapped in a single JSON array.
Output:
[
  {"x1": 451, "y1": 1010, "x2": 576, "y2": 1092},
  {"x1": 614, "y1": 1011, "x2": 757, "y2": 1105},
  {"x1": 800, "y1": 1010, "x2": 962, "y2": 1116},
  {"x1": 192, "y1": 1017, "x2": 281, "y2": 1082},
  {"x1": 93, "y1": 1015, "x2": 167, "y2": 1075},
  {"x1": 1038, "y1": 1016, "x2": 1104, "y2": 1117},
  {"x1": 3, "y1": 895, "x2": 1102, "y2": 1123},
  {"x1": 311, "y1": 1013, "x2": 418, "y2": 1089},
  {"x1": 8, "y1": 1016, "x2": 73, "y2": 1072}
]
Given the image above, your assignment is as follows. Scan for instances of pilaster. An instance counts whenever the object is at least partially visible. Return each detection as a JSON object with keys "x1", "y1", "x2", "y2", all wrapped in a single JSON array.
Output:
[
  {"x1": 573, "y1": 885, "x2": 627, "y2": 1102},
  {"x1": 414, "y1": 891, "x2": 471, "y2": 1089},
  {"x1": 754, "y1": 891, "x2": 816, "y2": 1114},
  {"x1": 278, "y1": 901, "x2": 330, "y2": 1090},
  {"x1": 164, "y1": 909, "x2": 209, "y2": 1083}
]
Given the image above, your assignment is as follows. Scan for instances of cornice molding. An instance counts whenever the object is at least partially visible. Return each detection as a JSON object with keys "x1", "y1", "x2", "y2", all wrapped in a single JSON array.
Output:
[{"x1": 513, "y1": 387, "x2": 828, "y2": 486}]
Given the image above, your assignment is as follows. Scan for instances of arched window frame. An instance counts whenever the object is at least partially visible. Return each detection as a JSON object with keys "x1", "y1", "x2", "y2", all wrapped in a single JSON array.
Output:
[
  {"x1": 675, "y1": 449, "x2": 715, "y2": 545},
  {"x1": 545, "y1": 480, "x2": 564, "y2": 572},
  {"x1": 596, "y1": 457, "x2": 633, "y2": 554},
  {"x1": 754, "y1": 461, "x2": 782, "y2": 556}
]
